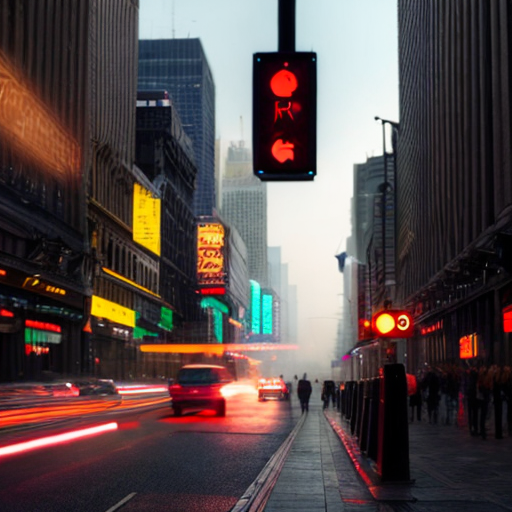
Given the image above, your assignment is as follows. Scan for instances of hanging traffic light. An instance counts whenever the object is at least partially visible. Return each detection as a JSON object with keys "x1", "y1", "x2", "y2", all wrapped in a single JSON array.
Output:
[
  {"x1": 372, "y1": 310, "x2": 414, "y2": 338},
  {"x1": 253, "y1": 52, "x2": 317, "y2": 181}
]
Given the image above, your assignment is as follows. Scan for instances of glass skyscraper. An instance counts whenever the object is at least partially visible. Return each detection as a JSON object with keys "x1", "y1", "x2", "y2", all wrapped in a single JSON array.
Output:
[{"x1": 138, "y1": 38, "x2": 216, "y2": 216}]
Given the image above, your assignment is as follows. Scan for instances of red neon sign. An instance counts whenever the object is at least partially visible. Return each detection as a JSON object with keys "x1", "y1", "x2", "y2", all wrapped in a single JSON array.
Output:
[
  {"x1": 25, "y1": 319, "x2": 61, "y2": 333},
  {"x1": 0, "y1": 308, "x2": 14, "y2": 318},
  {"x1": 200, "y1": 287, "x2": 226, "y2": 296}
]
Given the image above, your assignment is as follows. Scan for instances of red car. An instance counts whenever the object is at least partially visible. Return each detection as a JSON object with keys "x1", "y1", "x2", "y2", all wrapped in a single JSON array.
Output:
[
  {"x1": 257, "y1": 377, "x2": 290, "y2": 401},
  {"x1": 169, "y1": 364, "x2": 234, "y2": 417}
]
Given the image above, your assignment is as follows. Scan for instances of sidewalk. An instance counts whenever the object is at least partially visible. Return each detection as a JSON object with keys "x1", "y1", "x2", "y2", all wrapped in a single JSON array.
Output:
[{"x1": 246, "y1": 400, "x2": 512, "y2": 512}]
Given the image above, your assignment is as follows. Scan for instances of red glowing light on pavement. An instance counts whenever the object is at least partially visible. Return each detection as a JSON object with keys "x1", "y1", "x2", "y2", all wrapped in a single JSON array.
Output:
[
  {"x1": 0, "y1": 422, "x2": 118, "y2": 458},
  {"x1": 324, "y1": 413, "x2": 374, "y2": 488}
]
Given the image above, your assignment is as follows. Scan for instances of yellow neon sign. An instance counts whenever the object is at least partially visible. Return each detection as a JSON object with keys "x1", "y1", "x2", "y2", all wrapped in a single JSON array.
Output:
[
  {"x1": 91, "y1": 296, "x2": 136, "y2": 328},
  {"x1": 133, "y1": 183, "x2": 161, "y2": 256}
]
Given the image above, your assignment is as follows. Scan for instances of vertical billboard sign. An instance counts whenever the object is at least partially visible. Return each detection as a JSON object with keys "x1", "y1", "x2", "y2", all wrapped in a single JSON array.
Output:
[
  {"x1": 262, "y1": 293, "x2": 273, "y2": 335},
  {"x1": 133, "y1": 183, "x2": 161, "y2": 256},
  {"x1": 197, "y1": 223, "x2": 225, "y2": 288}
]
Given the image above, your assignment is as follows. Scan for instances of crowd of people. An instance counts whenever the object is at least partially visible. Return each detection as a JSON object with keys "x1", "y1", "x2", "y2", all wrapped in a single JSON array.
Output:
[{"x1": 408, "y1": 363, "x2": 512, "y2": 440}]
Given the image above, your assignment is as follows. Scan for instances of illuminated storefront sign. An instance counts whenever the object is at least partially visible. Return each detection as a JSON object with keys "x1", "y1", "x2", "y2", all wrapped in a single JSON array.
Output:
[
  {"x1": 0, "y1": 267, "x2": 82, "y2": 308},
  {"x1": 133, "y1": 183, "x2": 161, "y2": 256},
  {"x1": 158, "y1": 307, "x2": 173, "y2": 331},
  {"x1": 459, "y1": 333, "x2": 478, "y2": 359},
  {"x1": 503, "y1": 305, "x2": 512, "y2": 332},
  {"x1": 262, "y1": 294, "x2": 273, "y2": 335},
  {"x1": 197, "y1": 223, "x2": 225, "y2": 287},
  {"x1": 22, "y1": 276, "x2": 66, "y2": 296},
  {"x1": 250, "y1": 280, "x2": 261, "y2": 335},
  {"x1": 25, "y1": 320, "x2": 61, "y2": 333},
  {"x1": 0, "y1": 51, "x2": 80, "y2": 179},
  {"x1": 24, "y1": 319, "x2": 62, "y2": 346},
  {"x1": 91, "y1": 295, "x2": 136, "y2": 328}
]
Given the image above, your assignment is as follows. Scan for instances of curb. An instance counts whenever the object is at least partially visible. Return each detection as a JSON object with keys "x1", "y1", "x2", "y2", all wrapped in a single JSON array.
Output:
[{"x1": 230, "y1": 412, "x2": 306, "y2": 512}]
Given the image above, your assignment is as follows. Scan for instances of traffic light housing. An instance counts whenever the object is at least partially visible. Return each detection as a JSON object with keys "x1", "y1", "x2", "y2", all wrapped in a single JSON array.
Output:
[
  {"x1": 372, "y1": 310, "x2": 414, "y2": 338},
  {"x1": 253, "y1": 52, "x2": 317, "y2": 181}
]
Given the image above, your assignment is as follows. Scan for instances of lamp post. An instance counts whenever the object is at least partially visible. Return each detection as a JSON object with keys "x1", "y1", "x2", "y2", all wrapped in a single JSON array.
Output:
[{"x1": 374, "y1": 117, "x2": 399, "y2": 304}]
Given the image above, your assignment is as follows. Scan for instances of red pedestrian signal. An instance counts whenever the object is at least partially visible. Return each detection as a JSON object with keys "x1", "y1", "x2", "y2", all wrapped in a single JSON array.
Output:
[
  {"x1": 372, "y1": 310, "x2": 414, "y2": 338},
  {"x1": 253, "y1": 52, "x2": 317, "y2": 181}
]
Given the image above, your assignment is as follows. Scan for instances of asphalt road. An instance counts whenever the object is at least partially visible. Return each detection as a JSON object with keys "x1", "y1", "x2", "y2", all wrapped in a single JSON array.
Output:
[{"x1": 0, "y1": 389, "x2": 297, "y2": 512}]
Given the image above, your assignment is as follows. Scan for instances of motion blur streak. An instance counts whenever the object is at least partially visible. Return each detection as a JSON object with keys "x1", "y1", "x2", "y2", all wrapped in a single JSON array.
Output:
[
  {"x1": 0, "y1": 396, "x2": 169, "y2": 429},
  {"x1": 0, "y1": 422, "x2": 118, "y2": 458},
  {"x1": 220, "y1": 382, "x2": 258, "y2": 398},
  {"x1": 139, "y1": 343, "x2": 299, "y2": 354},
  {"x1": 116, "y1": 385, "x2": 168, "y2": 394}
]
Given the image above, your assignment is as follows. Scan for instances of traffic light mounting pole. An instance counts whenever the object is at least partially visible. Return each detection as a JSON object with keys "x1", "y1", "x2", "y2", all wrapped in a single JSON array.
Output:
[{"x1": 278, "y1": 0, "x2": 295, "y2": 52}]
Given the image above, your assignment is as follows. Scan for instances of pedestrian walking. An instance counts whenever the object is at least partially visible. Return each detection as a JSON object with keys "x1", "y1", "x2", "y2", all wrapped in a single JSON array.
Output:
[
  {"x1": 466, "y1": 366, "x2": 479, "y2": 436},
  {"x1": 443, "y1": 364, "x2": 460, "y2": 426},
  {"x1": 407, "y1": 373, "x2": 422, "y2": 422},
  {"x1": 477, "y1": 366, "x2": 492, "y2": 439},
  {"x1": 502, "y1": 366, "x2": 512, "y2": 436},
  {"x1": 491, "y1": 365, "x2": 504, "y2": 439},
  {"x1": 321, "y1": 380, "x2": 336, "y2": 409},
  {"x1": 297, "y1": 373, "x2": 312, "y2": 413},
  {"x1": 424, "y1": 367, "x2": 441, "y2": 424}
]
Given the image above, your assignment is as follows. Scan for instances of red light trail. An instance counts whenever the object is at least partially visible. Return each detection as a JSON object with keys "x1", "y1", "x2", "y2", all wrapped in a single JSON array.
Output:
[{"x1": 0, "y1": 422, "x2": 118, "y2": 458}]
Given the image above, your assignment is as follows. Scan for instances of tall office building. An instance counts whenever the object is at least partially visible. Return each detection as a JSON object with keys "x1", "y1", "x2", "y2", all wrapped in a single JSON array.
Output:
[
  {"x1": 221, "y1": 141, "x2": 269, "y2": 287},
  {"x1": 0, "y1": 0, "x2": 145, "y2": 381},
  {"x1": 138, "y1": 39, "x2": 216, "y2": 216},
  {"x1": 397, "y1": 1, "x2": 512, "y2": 368}
]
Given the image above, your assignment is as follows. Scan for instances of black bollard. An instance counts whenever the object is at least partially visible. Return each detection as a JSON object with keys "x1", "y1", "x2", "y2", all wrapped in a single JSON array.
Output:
[
  {"x1": 377, "y1": 363, "x2": 410, "y2": 482},
  {"x1": 367, "y1": 377, "x2": 380, "y2": 461}
]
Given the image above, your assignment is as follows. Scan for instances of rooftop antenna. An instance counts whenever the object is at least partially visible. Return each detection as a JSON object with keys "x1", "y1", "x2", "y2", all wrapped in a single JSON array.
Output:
[{"x1": 172, "y1": 0, "x2": 175, "y2": 38}]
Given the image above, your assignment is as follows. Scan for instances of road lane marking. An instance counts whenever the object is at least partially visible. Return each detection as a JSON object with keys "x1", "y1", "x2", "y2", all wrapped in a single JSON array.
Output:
[{"x1": 104, "y1": 492, "x2": 137, "y2": 512}]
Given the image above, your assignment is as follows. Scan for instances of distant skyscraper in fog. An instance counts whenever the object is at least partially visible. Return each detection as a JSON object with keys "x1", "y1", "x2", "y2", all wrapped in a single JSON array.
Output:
[
  {"x1": 221, "y1": 141, "x2": 269, "y2": 286},
  {"x1": 138, "y1": 38, "x2": 216, "y2": 216}
]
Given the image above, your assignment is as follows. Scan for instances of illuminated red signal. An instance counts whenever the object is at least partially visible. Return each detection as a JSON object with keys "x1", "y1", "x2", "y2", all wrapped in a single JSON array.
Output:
[
  {"x1": 372, "y1": 310, "x2": 414, "y2": 338},
  {"x1": 253, "y1": 52, "x2": 317, "y2": 181},
  {"x1": 359, "y1": 318, "x2": 373, "y2": 340},
  {"x1": 270, "y1": 68, "x2": 298, "y2": 97}
]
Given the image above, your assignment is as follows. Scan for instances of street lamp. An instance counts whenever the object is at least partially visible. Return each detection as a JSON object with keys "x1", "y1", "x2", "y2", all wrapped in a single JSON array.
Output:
[{"x1": 374, "y1": 116, "x2": 399, "y2": 304}]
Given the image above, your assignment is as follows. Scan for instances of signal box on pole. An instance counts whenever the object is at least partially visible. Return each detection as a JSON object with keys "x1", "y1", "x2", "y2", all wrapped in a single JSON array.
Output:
[
  {"x1": 372, "y1": 310, "x2": 414, "y2": 338},
  {"x1": 253, "y1": 52, "x2": 317, "y2": 181}
]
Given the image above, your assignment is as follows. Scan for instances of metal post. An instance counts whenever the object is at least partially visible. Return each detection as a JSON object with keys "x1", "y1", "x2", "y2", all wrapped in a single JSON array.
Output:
[
  {"x1": 381, "y1": 122, "x2": 387, "y2": 296},
  {"x1": 278, "y1": 0, "x2": 295, "y2": 52},
  {"x1": 375, "y1": 117, "x2": 399, "y2": 303}
]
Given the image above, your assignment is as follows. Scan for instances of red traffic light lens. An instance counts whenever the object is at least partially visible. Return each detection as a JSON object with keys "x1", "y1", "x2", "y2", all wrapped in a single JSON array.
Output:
[
  {"x1": 372, "y1": 310, "x2": 414, "y2": 338},
  {"x1": 374, "y1": 313, "x2": 395, "y2": 334}
]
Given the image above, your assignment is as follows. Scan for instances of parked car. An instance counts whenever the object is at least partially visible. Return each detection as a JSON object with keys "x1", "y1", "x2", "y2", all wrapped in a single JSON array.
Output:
[
  {"x1": 75, "y1": 379, "x2": 118, "y2": 396},
  {"x1": 169, "y1": 364, "x2": 234, "y2": 417},
  {"x1": 257, "y1": 377, "x2": 290, "y2": 401}
]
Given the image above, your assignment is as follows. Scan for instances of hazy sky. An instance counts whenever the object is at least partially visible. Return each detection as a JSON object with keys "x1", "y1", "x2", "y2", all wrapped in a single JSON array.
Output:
[{"x1": 139, "y1": 0, "x2": 399, "y2": 379}]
